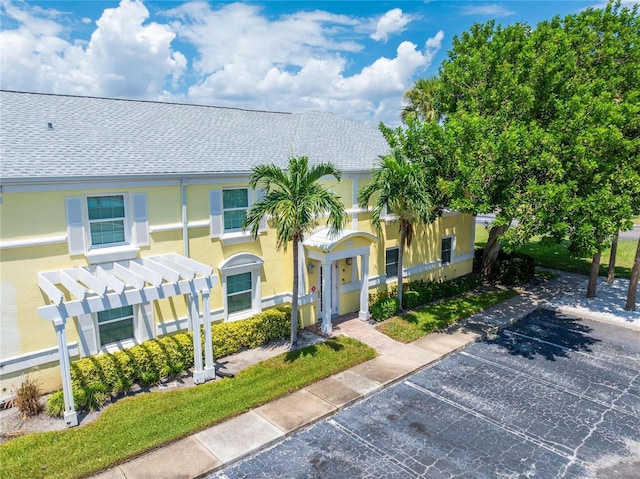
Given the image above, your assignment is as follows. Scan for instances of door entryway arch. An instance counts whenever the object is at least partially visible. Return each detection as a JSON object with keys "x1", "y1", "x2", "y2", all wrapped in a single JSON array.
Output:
[{"x1": 303, "y1": 228, "x2": 377, "y2": 335}]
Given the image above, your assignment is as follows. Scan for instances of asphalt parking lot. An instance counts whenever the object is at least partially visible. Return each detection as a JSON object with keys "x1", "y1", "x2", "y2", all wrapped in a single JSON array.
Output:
[{"x1": 210, "y1": 310, "x2": 640, "y2": 479}]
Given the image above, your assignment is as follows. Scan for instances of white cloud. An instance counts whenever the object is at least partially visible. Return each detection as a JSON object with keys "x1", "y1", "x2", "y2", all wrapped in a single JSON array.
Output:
[
  {"x1": 460, "y1": 5, "x2": 514, "y2": 17},
  {"x1": 0, "y1": 0, "x2": 185, "y2": 98},
  {"x1": 0, "y1": 0, "x2": 442, "y2": 125},
  {"x1": 370, "y1": 8, "x2": 412, "y2": 42}
]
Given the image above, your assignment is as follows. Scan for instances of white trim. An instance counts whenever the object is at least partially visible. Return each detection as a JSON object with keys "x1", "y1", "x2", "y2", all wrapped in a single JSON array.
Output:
[
  {"x1": 149, "y1": 220, "x2": 210, "y2": 233},
  {"x1": 221, "y1": 231, "x2": 258, "y2": 245},
  {"x1": 340, "y1": 281, "x2": 362, "y2": 294},
  {"x1": 404, "y1": 260, "x2": 440, "y2": 276},
  {"x1": 0, "y1": 343, "x2": 79, "y2": 375},
  {"x1": 85, "y1": 245, "x2": 140, "y2": 264},
  {"x1": 0, "y1": 234, "x2": 67, "y2": 250},
  {"x1": 0, "y1": 219, "x2": 213, "y2": 250}
]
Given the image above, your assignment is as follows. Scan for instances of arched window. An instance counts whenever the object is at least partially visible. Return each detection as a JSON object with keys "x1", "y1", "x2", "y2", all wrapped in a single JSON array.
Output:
[{"x1": 219, "y1": 253, "x2": 264, "y2": 321}]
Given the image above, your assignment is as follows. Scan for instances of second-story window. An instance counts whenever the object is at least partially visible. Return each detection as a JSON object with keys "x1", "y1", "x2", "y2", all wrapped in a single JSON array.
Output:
[
  {"x1": 223, "y1": 189, "x2": 249, "y2": 232},
  {"x1": 87, "y1": 195, "x2": 126, "y2": 246}
]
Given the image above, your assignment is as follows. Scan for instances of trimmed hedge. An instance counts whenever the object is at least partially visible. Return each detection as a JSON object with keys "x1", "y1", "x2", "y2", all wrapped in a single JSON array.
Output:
[
  {"x1": 369, "y1": 275, "x2": 483, "y2": 322},
  {"x1": 47, "y1": 307, "x2": 291, "y2": 417}
]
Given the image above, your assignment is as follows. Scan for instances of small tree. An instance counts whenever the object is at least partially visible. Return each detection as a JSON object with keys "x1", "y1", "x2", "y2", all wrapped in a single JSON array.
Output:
[
  {"x1": 244, "y1": 156, "x2": 346, "y2": 347},
  {"x1": 359, "y1": 145, "x2": 438, "y2": 311}
]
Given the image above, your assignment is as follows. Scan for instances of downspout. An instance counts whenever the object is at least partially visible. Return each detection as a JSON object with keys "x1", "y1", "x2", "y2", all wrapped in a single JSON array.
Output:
[{"x1": 181, "y1": 177, "x2": 189, "y2": 257}]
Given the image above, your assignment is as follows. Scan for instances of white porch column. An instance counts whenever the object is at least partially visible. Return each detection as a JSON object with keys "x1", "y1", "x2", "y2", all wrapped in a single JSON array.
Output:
[
  {"x1": 321, "y1": 260, "x2": 332, "y2": 335},
  {"x1": 202, "y1": 291, "x2": 216, "y2": 380},
  {"x1": 189, "y1": 293, "x2": 205, "y2": 384},
  {"x1": 358, "y1": 254, "x2": 370, "y2": 321},
  {"x1": 54, "y1": 315, "x2": 78, "y2": 427}
]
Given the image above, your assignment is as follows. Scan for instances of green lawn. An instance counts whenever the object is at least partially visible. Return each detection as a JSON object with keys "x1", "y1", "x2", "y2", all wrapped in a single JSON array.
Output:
[
  {"x1": 377, "y1": 289, "x2": 519, "y2": 343},
  {"x1": 475, "y1": 225, "x2": 636, "y2": 279},
  {"x1": 0, "y1": 336, "x2": 375, "y2": 479}
]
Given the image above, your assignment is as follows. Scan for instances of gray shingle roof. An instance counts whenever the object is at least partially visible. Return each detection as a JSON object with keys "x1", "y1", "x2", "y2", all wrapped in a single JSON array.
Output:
[{"x1": 0, "y1": 91, "x2": 389, "y2": 180}]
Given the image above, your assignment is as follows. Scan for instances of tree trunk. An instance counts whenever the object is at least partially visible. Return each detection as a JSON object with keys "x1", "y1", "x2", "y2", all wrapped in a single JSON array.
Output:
[
  {"x1": 397, "y1": 225, "x2": 406, "y2": 312},
  {"x1": 606, "y1": 233, "x2": 618, "y2": 284},
  {"x1": 482, "y1": 225, "x2": 508, "y2": 279},
  {"x1": 586, "y1": 251, "x2": 601, "y2": 298},
  {"x1": 290, "y1": 238, "x2": 299, "y2": 348},
  {"x1": 624, "y1": 237, "x2": 640, "y2": 311}
]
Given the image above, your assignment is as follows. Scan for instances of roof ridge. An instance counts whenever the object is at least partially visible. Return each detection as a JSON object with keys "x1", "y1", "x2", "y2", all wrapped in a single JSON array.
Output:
[{"x1": 0, "y1": 89, "x2": 293, "y2": 116}]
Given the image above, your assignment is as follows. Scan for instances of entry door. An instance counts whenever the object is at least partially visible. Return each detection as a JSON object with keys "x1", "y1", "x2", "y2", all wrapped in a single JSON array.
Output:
[{"x1": 318, "y1": 263, "x2": 339, "y2": 317}]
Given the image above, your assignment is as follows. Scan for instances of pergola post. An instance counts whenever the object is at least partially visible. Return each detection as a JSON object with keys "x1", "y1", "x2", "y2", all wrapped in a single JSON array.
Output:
[
  {"x1": 202, "y1": 291, "x2": 216, "y2": 380},
  {"x1": 189, "y1": 293, "x2": 205, "y2": 384},
  {"x1": 53, "y1": 314, "x2": 78, "y2": 427},
  {"x1": 358, "y1": 253, "x2": 370, "y2": 321},
  {"x1": 321, "y1": 260, "x2": 333, "y2": 335}
]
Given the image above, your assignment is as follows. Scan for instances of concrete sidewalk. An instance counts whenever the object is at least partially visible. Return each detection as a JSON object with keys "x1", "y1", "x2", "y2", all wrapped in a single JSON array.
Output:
[{"x1": 91, "y1": 272, "x2": 595, "y2": 479}]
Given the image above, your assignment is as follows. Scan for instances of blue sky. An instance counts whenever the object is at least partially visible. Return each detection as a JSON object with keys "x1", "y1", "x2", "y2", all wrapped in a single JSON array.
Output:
[{"x1": 0, "y1": 0, "x2": 628, "y2": 126}]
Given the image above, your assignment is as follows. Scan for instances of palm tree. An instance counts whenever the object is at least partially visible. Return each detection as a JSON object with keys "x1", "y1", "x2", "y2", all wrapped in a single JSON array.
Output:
[
  {"x1": 244, "y1": 156, "x2": 347, "y2": 347},
  {"x1": 401, "y1": 77, "x2": 441, "y2": 124},
  {"x1": 358, "y1": 148, "x2": 437, "y2": 310}
]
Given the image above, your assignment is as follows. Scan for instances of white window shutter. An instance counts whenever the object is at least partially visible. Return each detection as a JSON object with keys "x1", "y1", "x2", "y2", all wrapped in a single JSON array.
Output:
[
  {"x1": 137, "y1": 302, "x2": 155, "y2": 342},
  {"x1": 132, "y1": 193, "x2": 149, "y2": 246},
  {"x1": 65, "y1": 196, "x2": 86, "y2": 255},
  {"x1": 256, "y1": 187, "x2": 268, "y2": 233},
  {"x1": 76, "y1": 314, "x2": 98, "y2": 356},
  {"x1": 210, "y1": 190, "x2": 223, "y2": 238}
]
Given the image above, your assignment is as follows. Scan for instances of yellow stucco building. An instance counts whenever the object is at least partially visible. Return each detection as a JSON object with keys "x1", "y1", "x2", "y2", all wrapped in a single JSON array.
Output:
[{"x1": 0, "y1": 90, "x2": 474, "y2": 425}]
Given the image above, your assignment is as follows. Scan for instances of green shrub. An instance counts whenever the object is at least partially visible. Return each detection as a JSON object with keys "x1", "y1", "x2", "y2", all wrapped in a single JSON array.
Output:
[
  {"x1": 74, "y1": 384, "x2": 110, "y2": 412},
  {"x1": 498, "y1": 253, "x2": 535, "y2": 284},
  {"x1": 46, "y1": 390, "x2": 65, "y2": 417},
  {"x1": 369, "y1": 275, "x2": 483, "y2": 319},
  {"x1": 402, "y1": 290, "x2": 421, "y2": 310},
  {"x1": 371, "y1": 298, "x2": 399, "y2": 322},
  {"x1": 47, "y1": 307, "x2": 291, "y2": 416}
]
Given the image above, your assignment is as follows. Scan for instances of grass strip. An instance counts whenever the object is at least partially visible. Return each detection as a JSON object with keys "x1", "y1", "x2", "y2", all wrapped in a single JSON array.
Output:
[
  {"x1": 0, "y1": 336, "x2": 375, "y2": 479},
  {"x1": 475, "y1": 225, "x2": 636, "y2": 279},
  {"x1": 377, "y1": 289, "x2": 519, "y2": 343}
]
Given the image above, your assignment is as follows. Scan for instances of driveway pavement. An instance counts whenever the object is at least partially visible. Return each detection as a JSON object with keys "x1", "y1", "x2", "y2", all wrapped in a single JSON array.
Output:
[{"x1": 210, "y1": 311, "x2": 640, "y2": 479}]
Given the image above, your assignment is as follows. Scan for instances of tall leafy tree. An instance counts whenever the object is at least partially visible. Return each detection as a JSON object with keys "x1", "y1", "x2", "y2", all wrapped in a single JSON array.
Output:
[
  {"x1": 529, "y1": 2, "x2": 640, "y2": 297},
  {"x1": 244, "y1": 156, "x2": 347, "y2": 347},
  {"x1": 359, "y1": 124, "x2": 442, "y2": 310},
  {"x1": 435, "y1": 20, "x2": 555, "y2": 278},
  {"x1": 432, "y1": 1, "x2": 640, "y2": 287}
]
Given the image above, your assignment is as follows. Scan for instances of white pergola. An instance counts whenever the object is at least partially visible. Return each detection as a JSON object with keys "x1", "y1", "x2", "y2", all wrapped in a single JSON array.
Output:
[{"x1": 38, "y1": 253, "x2": 218, "y2": 427}]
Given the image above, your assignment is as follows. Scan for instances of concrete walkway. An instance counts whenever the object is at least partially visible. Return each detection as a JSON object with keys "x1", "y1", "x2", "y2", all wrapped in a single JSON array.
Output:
[{"x1": 91, "y1": 272, "x2": 603, "y2": 479}]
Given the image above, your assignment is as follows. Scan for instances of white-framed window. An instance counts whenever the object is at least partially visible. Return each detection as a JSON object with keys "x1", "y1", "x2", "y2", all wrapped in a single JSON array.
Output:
[
  {"x1": 87, "y1": 195, "x2": 127, "y2": 247},
  {"x1": 97, "y1": 306, "x2": 134, "y2": 345},
  {"x1": 65, "y1": 193, "x2": 148, "y2": 260},
  {"x1": 386, "y1": 247, "x2": 399, "y2": 278},
  {"x1": 441, "y1": 236, "x2": 453, "y2": 265},
  {"x1": 210, "y1": 188, "x2": 267, "y2": 242},
  {"x1": 222, "y1": 188, "x2": 249, "y2": 232},
  {"x1": 219, "y1": 252, "x2": 264, "y2": 321},
  {"x1": 227, "y1": 272, "x2": 253, "y2": 314},
  {"x1": 76, "y1": 302, "x2": 154, "y2": 357}
]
